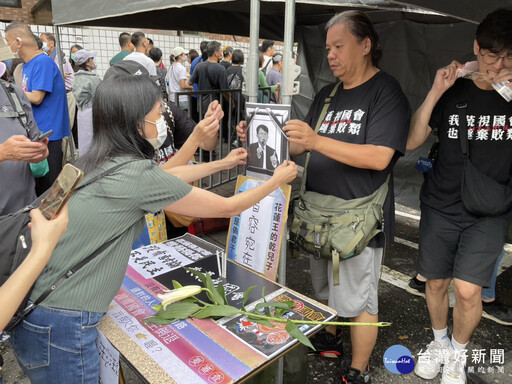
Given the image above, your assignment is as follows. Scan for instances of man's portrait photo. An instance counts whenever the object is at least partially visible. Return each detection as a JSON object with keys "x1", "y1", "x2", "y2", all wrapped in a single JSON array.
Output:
[
  {"x1": 245, "y1": 103, "x2": 290, "y2": 179},
  {"x1": 248, "y1": 124, "x2": 279, "y2": 171}
]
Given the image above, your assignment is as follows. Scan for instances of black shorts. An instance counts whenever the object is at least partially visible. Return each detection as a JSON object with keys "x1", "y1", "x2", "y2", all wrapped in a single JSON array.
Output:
[{"x1": 418, "y1": 206, "x2": 507, "y2": 287}]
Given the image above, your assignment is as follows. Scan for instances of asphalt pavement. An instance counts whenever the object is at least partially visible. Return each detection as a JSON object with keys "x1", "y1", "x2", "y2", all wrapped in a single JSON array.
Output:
[{"x1": 1, "y1": 179, "x2": 511, "y2": 384}]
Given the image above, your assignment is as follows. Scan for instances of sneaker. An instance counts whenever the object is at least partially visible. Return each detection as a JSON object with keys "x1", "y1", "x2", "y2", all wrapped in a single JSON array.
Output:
[
  {"x1": 406, "y1": 276, "x2": 426, "y2": 297},
  {"x1": 340, "y1": 360, "x2": 371, "y2": 384},
  {"x1": 482, "y1": 301, "x2": 512, "y2": 326},
  {"x1": 441, "y1": 353, "x2": 466, "y2": 384},
  {"x1": 308, "y1": 329, "x2": 344, "y2": 358},
  {"x1": 414, "y1": 340, "x2": 450, "y2": 379}
]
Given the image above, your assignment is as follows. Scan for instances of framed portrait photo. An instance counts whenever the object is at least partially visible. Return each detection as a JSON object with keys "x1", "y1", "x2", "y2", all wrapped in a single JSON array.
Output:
[{"x1": 245, "y1": 102, "x2": 290, "y2": 180}]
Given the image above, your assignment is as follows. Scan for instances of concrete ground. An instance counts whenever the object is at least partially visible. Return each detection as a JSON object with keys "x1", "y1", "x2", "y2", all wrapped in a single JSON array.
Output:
[{"x1": 2, "y1": 177, "x2": 511, "y2": 383}]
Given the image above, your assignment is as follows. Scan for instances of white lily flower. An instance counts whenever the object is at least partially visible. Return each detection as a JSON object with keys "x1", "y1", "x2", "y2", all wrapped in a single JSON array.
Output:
[{"x1": 158, "y1": 285, "x2": 202, "y2": 310}]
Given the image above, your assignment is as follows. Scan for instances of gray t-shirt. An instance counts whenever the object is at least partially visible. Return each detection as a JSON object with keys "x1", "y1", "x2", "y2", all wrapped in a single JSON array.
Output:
[
  {"x1": 0, "y1": 83, "x2": 39, "y2": 215},
  {"x1": 266, "y1": 67, "x2": 282, "y2": 103},
  {"x1": 30, "y1": 157, "x2": 193, "y2": 313}
]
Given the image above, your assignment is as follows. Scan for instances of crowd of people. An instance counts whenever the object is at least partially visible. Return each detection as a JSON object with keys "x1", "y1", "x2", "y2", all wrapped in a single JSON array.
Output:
[{"x1": 0, "y1": 7, "x2": 510, "y2": 384}]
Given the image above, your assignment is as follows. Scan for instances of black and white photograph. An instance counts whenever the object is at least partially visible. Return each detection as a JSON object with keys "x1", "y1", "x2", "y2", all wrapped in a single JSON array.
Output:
[{"x1": 245, "y1": 102, "x2": 290, "y2": 179}]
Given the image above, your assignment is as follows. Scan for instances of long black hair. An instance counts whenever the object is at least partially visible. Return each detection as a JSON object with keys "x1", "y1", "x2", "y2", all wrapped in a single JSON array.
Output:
[{"x1": 76, "y1": 75, "x2": 161, "y2": 174}]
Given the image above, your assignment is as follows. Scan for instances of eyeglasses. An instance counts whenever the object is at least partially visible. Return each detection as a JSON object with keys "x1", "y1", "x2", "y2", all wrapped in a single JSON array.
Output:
[{"x1": 479, "y1": 50, "x2": 512, "y2": 68}]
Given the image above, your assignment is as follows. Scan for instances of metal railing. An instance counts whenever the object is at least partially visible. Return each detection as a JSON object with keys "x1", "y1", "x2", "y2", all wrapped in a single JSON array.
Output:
[
  {"x1": 175, "y1": 88, "x2": 245, "y2": 190},
  {"x1": 174, "y1": 87, "x2": 275, "y2": 190}
]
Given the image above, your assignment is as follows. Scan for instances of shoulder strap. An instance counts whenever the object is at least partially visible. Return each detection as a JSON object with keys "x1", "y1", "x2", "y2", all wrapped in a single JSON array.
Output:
[
  {"x1": 0, "y1": 80, "x2": 29, "y2": 135},
  {"x1": 456, "y1": 101, "x2": 469, "y2": 161},
  {"x1": 262, "y1": 59, "x2": 272, "y2": 75},
  {"x1": 300, "y1": 82, "x2": 341, "y2": 194},
  {"x1": 204, "y1": 63, "x2": 218, "y2": 89},
  {"x1": 24, "y1": 159, "x2": 140, "y2": 308}
]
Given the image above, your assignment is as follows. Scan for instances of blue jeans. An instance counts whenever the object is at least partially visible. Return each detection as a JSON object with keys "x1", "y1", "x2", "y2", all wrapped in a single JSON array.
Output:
[
  {"x1": 10, "y1": 305, "x2": 105, "y2": 384},
  {"x1": 482, "y1": 249, "x2": 505, "y2": 300}
]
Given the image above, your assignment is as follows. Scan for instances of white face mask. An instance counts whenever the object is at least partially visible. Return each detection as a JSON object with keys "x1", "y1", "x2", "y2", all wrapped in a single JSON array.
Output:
[
  {"x1": 145, "y1": 116, "x2": 167, "y2": 149},
  {"x1": 42, "y1": 42, "x2": 50, "y2": 53}
]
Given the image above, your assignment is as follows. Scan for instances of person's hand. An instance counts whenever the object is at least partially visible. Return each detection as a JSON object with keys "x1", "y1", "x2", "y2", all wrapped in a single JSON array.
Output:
[
  {"x1": 284, "y1": 120, "x2": 319, "y2": 151},
  {"x1": 432, "y1": 61, "x2": 463, "y2": 96},
  {"x1": 204, "y1": 100, "x2": 224, "y2": 121},
  {"x1": 492, "y1": 67, "x2": 512, "y2": 86},
  {"x1": 257, "y1": 146, "x2": 263, "y2": 159},
  {"x1": 29, "y1": 204, "x2": 69, "y2": 258},
  {"x1": 270, "y1": 152, "x2": 278, "y2": 168},
  {"x1": 221, "y1": 148, "x2": 247, "y2": 169},
  {"x1": 192, "y1": 114, "x2": 220, "y2": 144},
  {"x1": 236, "y1": 121, "x2": 247, "y2": 143},
  {"x1": 0, "y1": 135, "x2": 48, "y2": 163},
  {"x1": 271, "y1": 160, "x2": 297, "y2": 185}
]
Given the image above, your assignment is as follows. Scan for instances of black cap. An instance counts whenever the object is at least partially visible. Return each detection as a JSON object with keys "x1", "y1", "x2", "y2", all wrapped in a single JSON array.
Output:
[{"x1": 104, "y1": 60, "x2": 158, "y2": 81}]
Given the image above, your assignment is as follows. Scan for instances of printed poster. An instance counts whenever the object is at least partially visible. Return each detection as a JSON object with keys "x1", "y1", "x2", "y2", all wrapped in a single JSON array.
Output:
[{"x1": 226, "y1": 175, "x2": 291, "y2": 280}]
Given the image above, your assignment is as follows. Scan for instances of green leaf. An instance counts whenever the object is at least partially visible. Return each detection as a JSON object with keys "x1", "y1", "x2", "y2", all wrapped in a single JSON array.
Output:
[
  {"x1": 172, "y1": 280, "x2": 183, "y2": 289},
  {"x1": 216, "y1": 282, "x2": 228, "y2": 305},
  {"x1": 152, "y1": 304, "x2": 163, "y2": 312},
  {"x1": 285, "y1": 320, "x2": 315, "y2": 350},
  {"x1": 204, "y1": 272, "x2": 225, "y2": 305},
  {"x1": 274, "y1": 301, "x2": 295, "y2": 318},
  {"x1": 255, "y1": 301, "x2": 293, "y2": 312},
  {"x1": 193, "y1": 305, "x2": 240, "y2": 319},
  {"x1": 246, "y1": 315, "x2": 275, "y2": 328},
  {"x1": 184, "y1": 267, "x2": 207, "y2": 286},
  {"x1": 144, "y1": 316, "x2": 176, "y2": 325},
  {"x1": 242, "y1": 285, "x2": 257, "y2": 311},
  {"x1": 260, "y1": 287, "x2": 271, "y2": 316},
  {"x1": 156, "y1": 301, "x2": 202, "y2": 320}
]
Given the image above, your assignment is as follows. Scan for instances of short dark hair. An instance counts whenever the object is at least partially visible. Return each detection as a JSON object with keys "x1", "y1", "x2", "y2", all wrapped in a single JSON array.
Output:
[
  {"x1": 149, "y1": 47, "x2": 162, "y2": 62},
  {"x1": 261, "y1": 40, "x2": 274, "y2": 53},
  {"x1": 33, "y1": 34, "x2": 43, "y2": 50},
  {"x1": 131, "y1": 31, "x2": 146, "y2": 48},
  {"x1": 476, "y1": 9, "x2": 512, "y2": 54},
  {"x1": 188, "y1": 49, "x2": 199, "y2": 63},
  {"x1": 326, "y1": 11, "x2": 382, "y2": 67},
  {"x1": 76, "y1": 75, "x2": 160, "y2": 174},
  {"x1": 41, "y1": 32, "x2": 55, "y2": 44},
  {"x1": 206, "y1": 41, "x2": 221, "y2": 57},
  {"x1": 148, "y1": 38, "x2": 154, "y2": 46},
  {"x1": 119, "y1": 32, "x2": 131, "y2": 48},
  {"x1": 232, "y1": 49, "x2": 244, "y2": 65},
  {"x1": 257, "y1": 125, "x2": 268, "y2": 135},
  {"x1": 223, "y1": 45, "x2": 233, "y2": 57}
]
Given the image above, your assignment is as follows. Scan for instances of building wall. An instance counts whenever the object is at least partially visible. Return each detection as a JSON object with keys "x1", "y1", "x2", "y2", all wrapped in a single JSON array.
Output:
[{"x1": 0, "y1": 0, "x2": 38, "y2": 24}]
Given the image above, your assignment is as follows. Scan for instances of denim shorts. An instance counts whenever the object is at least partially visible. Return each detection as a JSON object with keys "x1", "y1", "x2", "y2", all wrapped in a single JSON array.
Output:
[{"x1": 11, "y1": 305, "x2": 105, "y2": 383}]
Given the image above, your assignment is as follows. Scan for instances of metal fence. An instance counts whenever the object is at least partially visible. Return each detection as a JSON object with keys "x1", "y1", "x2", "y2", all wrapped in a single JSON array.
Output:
[{"x1": 174, "y1": 86, "x2": 275, "y2": 190}]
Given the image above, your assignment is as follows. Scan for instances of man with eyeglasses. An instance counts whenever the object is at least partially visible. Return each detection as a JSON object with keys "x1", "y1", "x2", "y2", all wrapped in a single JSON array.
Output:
[{"x1": 407, "y1": 9, "x2": 512, "y2": 384}]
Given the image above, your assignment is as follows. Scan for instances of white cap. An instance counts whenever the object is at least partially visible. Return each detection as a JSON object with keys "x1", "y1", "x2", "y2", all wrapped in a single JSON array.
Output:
[{"x1": 172, "y1": 46, "x2": 188, "y2": 57}]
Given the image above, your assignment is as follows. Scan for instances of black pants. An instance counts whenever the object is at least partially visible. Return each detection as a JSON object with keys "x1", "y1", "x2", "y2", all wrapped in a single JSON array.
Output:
[{"x1": 35, "y1": 139, "x2": 63, "y2": 196}]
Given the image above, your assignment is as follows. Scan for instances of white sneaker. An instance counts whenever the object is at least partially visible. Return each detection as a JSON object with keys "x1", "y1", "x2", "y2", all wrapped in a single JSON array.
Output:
[
  {"x1": 414, "y1": 340, "x2": 450, "y2": 380},
  {"x1": 441, "y1": 353, "x2": 467, "y2": 384}
]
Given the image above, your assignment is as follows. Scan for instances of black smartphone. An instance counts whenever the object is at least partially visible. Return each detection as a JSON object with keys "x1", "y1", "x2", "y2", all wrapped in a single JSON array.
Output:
[
  {"x1": 33, "y1": 130, "x2": 54, "y2": 142},
  {"x1": 39, "y1": 164, "x2": 84, "y2": 220}
]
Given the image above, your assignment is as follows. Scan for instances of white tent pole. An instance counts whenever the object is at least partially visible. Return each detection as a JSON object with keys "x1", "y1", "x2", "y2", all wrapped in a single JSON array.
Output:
[
  {"x1": 247, "y1": 0, "x2": 260, "y2": 103},
  {"x1": 280, "y1": 0, "x2": 296, "y2": 106}
]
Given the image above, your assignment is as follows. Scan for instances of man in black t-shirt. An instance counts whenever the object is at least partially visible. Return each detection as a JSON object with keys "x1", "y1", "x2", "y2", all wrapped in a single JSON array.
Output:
[
  {"x1": 407, "y1": 9, "x2": 512, "y2": 384},
  {"x1": 238, "y1": 11, "x2": 411, "y2": 384},
  {"x1": 189, "y1": 41, "x2": 228, "y2": 116}
]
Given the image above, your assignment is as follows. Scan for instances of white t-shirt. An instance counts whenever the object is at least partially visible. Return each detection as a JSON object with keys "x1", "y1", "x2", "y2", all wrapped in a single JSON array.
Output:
[
  {"x1": 123, "y1": 52, "x2": 157, "y2": 76},
  {"x1": 166, "y1": 62, "x2": 189, "y2": 105}
]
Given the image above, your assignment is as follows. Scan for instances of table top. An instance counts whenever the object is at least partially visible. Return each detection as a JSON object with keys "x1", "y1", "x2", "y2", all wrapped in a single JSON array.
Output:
[{"x1": 98, "y1": 234, "x2": 336, "y2": 384}]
